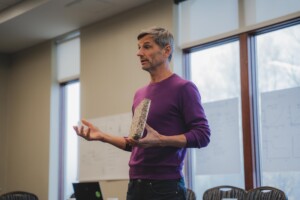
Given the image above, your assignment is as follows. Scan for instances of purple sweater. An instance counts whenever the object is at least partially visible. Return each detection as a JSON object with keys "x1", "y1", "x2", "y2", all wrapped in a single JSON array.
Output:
[{"x1": 129, "y1": 74, "x2": 210, "y2": 180}]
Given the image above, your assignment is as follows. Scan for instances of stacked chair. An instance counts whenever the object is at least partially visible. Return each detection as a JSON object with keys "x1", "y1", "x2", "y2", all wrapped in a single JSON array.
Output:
[
  {"x1": 246, "y1": 186, "x2": 288, "y2": 200},
  {"x1": 203, "y1": 185, "x2": 247, "y2": 200},
  {"x1": 202, "y1": 185, "x2": 288, "y2": 200},
  {"x1": 186, "y1": 188, "x2": 197, "y2": 200},
  {"x1": 0, "y1": 191, "x2": 38, "y2": 200}
]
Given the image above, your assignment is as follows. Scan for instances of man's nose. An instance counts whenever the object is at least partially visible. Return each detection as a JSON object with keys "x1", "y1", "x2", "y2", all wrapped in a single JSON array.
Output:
[{"x1": 136, "y1": 48, "x2": 143, "y2": 56}]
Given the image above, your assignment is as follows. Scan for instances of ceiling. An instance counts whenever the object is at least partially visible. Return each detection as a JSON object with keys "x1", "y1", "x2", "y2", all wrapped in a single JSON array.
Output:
[
  {"x1": 0, "y1": 0, "x2": 23, "y2": 12},
  {"x1": 0, "y1": 0, "x2": 154, "y2": 54}
]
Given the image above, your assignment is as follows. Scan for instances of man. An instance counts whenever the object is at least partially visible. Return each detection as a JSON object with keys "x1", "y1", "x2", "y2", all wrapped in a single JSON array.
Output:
[{"x1": 73, "y1": 27, "x2": 210, "y2": 200}]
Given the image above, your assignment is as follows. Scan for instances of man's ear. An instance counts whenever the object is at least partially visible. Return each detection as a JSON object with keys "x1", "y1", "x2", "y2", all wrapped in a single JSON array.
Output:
[{"x1": 163, "y1": 45, "x2": 171, "y2": 58}]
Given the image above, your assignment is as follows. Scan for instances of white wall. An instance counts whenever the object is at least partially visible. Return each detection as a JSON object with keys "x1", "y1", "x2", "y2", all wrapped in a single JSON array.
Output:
[
  {"x1": 0, "y1": 54, "x2": 10, "y2": 194},
  {"x1": 0, "y1": 0, "x2": 177, "y2": 199}
]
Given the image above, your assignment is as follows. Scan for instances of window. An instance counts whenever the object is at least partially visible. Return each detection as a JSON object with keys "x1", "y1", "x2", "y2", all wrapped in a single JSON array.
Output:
[
  {"x1": 187, "y1": 39, "x2": 245, "y2": 198},
  {"x1": 184, "y1": 18, "x2": 300, "y2": 200},
  {"x1": 59, "y1": 81, "x2": 80, "y2": 200},
  {"x1": 252, "y1": 22, "x2": 300, "y2": 200},
  {"x1": 55, "y1": 33, "x2": 80, "y2": 200}
]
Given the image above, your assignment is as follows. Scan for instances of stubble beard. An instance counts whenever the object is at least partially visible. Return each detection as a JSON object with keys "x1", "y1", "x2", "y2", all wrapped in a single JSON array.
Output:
[{"x1": 141, "y1": 51, "x2": 164, "y2": 73}]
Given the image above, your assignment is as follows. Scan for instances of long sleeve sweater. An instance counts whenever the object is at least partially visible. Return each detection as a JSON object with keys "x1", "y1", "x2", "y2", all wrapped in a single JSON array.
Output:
[{"x1": 129, "y1": 73, "x2": 210, "y2": 180}]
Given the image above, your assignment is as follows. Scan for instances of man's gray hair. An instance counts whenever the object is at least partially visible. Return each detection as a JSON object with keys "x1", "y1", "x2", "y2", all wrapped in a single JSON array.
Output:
[{"x1": 137, "y1": 27, "x2": 174, "y2": 62}]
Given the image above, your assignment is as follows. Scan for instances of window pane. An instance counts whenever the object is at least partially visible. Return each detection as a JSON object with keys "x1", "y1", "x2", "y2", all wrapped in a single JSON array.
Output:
[
  {"x1": 189, "y1": 40, "x2": 244, "y2": 198},
  {"x1": 255, "y1": 23, "x2": 300, "y2": 200},
  {"x1": 63, "y1": 81, "x2": 80, "y2": 199}
]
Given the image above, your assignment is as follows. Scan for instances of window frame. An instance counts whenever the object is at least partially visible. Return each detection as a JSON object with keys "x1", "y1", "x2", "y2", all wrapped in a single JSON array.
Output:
[
  {"x1": 182, "y1": 16, "x2": 300, "y2": 191},
  {"x1": 248, "y1": 17, "x2": 300, "y2": 189},
  {"x1": 58, "y1": 79, "x2": 80, "y2": 200},
  {"x1": 183, "y1": 36, "x2": 250, "y2": 189}
]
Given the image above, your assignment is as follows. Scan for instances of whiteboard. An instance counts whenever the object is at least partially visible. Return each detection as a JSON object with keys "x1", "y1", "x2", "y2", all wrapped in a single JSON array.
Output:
[
  {"x1": 195, "y1": 98, "x2": 242, "y2": 175},
  {"x1": 78, "y1": 112, "x2": 132, "y2": 181},
  {"x1": 261, "y1": 87, "x2": 300, "y2": 172}
]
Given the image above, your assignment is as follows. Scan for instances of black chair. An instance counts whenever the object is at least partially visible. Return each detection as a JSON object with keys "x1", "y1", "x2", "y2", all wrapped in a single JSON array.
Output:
[
  {"x1": 0, "y1": 191, "x2": 38, "y2": 200},
  {"x1": 246, "y1": 186, "x2": 288, "y2": 200},
  {"x1": 186, "y1": 188, "x2": 196, "y2": 200},
  {"x1": 203, "y1": 185, "x2": 247, "y2": 200}
]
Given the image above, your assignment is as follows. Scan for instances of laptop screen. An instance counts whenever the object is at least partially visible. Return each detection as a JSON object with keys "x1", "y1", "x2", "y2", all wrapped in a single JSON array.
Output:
[{"x1": 72, "y1": 182, "x2": 103, "y2": 200}]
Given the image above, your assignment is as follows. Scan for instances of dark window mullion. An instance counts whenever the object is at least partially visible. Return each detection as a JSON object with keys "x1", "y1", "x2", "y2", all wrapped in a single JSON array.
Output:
[
  {"x1": 239, "y1": 33, "x2": 256, "y2": 190},
  {"x1": 248, "y1": 32, "x2": 262, "y2": 189},
  {"x1": 59, "y1": 84, "x2": 67, "y2": 200},
  {"x1": 182, "y1": 50, "x2": 193, "y2": 189}
]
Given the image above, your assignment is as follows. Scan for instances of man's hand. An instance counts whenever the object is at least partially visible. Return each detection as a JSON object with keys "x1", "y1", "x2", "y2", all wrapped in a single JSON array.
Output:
[
  {"x1": 73, "y1": 119, "x2": 105, "y2": 141},
  {"x1": 125, "y1": 124, "x2": 187, "y2": 148},
  {"x1": 132, "y1": 124, "x2": 165, "y2": 148}
]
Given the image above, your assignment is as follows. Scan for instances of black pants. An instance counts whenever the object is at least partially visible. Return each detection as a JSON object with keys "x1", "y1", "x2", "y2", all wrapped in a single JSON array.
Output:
[{"x1": 126, "y1": 178, "x2": 187, "y2": 200}]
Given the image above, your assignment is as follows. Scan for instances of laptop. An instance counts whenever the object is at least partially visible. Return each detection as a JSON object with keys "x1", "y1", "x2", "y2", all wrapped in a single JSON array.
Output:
[{"x1": 72, "y1": 181, "x2": 103, "y2": 200}]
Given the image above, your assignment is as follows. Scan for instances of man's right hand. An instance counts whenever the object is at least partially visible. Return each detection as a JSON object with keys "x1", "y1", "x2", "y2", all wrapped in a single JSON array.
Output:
[{"x1": 73, "y1": 119, "x2": 105, "y2": 141}]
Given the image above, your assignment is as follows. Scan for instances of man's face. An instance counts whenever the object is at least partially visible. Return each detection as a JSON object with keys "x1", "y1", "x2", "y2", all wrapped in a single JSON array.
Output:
[{"x1": 137, "y1": 35, "x2": 167, "y2": 72}]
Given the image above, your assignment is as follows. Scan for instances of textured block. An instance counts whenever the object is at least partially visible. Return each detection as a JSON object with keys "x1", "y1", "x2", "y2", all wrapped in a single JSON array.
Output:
[{"x1": 129, "y1": 98, "x2": 151, "y2": 140}]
